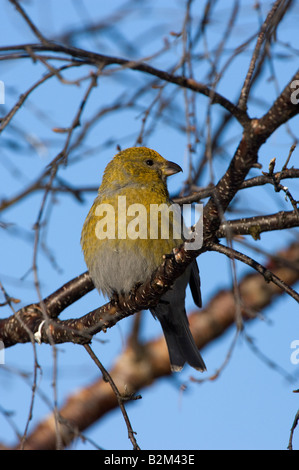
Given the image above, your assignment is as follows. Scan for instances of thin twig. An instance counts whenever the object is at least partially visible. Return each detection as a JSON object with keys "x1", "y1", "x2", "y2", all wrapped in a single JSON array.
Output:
[
  {"x1": 0, "y1": 280, "x2": 41, "y2": 450},
  {"x1": 83, "y1": 344, "x2": 141, "y2": 450},
  {"x1": 208, "y1": 242, "x2": 299, "y2": 303},
  {"x1": 0, "y1": 42, "x2": 250, "y2": 126},
  {"x1": 0, "y1": 63, "x2": 80, "y2": 134},
  {"x1": 238, "y1": 0, "x2": 287, "y2": 110},
  {"x1": 288, "y1": 407, "x2": 299, "y2": 450},
  {"x1": 9, "y1": 0, "x2": 49, "y2": 44},
  {"x1": 282, "y1": 143, "x2": 297, "y2": 172}
]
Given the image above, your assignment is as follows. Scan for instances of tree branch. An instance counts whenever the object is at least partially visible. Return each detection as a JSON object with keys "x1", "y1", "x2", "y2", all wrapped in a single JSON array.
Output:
[
  {"x1": 208, "y1": 242, "x2": 299, "y2": 303},
  {"x1": 0, "y1": 43, "x2": 250, "y2": 126},
  {"x1": 202, "y1": 68, "x2": 299, "y2": 243},
  {"x1": 11, "y1": 241, "x2": 299, "y2": 450},
  {"x1": 216, "y1": 210, "x2": 299, "y2": 239},
  {"x1": 238, "y1": 0, "x2": 292, "y2": 111},
  {"x1": 173, "y1": 168, "x2": 299, "y2": 205}
]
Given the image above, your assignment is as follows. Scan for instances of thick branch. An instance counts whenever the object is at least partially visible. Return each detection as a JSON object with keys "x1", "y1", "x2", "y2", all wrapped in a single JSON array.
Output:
[
  {"x1": 14, "y1": 241, "x2": 299, "y2": 450},
  {"x1": 202, "y1": 68, "x2": 299, "y2": 242},
  {"x1": 216, "y1": 210, "x2": 299, "y2": 238},
  {"x1": 0, "y1": 249, "x2": 191, "y2": 348}
]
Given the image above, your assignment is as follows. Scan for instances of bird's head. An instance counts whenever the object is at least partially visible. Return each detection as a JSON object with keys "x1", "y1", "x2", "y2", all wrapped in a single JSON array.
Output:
[{"x1": 101, "y1": 147, "x2": 182, "y2": 190}]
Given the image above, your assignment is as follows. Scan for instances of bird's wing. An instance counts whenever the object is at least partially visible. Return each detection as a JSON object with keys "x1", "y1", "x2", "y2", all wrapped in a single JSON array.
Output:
[{"x1": 189, "y1": 259, "x2": 202, "y2": 308}]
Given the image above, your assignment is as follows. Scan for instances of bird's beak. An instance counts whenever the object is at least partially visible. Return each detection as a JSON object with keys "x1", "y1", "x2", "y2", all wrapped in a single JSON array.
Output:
[{"x1": 162, "y1": 160, "x2": 183, "y2": 177}]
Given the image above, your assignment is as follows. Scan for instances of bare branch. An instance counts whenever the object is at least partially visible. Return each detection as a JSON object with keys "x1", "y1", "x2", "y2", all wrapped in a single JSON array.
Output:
[
  {"x1": 208, "y1": 242, "x2": 299, "y2": 303},
  {"x1": 11, "y1": 241, "x2": 299, "y2": 450},
  {"x1": 8, "y1": 0, "x2": 50, "y2": 44},
  {"x1": 84, "y1": 344, "x2": 140, "y2": 450},
  {"x1": 0, "y1": 43, "x2": 250, "y2": 126},
  {"x1": 216, "y1": 210, "x2": 299, "y2": 239},
  {"x1": 238, "y1": 0, "x2": 293, "y2": 110}
]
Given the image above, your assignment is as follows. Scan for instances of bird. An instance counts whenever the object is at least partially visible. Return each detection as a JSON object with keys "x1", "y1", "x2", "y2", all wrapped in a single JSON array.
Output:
[{"x1": 81, "y1": 146, "x2": 206, "y2": 372}]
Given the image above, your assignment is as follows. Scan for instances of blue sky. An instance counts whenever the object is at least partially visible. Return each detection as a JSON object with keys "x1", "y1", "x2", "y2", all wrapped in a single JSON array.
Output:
[{"x1": 1, "y1": 0, "x2": 299, "y2": 450}]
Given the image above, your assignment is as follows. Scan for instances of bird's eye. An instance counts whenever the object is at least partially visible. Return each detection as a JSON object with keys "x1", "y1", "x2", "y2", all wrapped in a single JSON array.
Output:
[{"x1": 145, "y1": 159, "x2": 154, "y2": 166}]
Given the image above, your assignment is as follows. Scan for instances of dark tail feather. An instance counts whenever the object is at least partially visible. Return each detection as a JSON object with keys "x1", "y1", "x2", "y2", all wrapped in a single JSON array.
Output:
[{"x1": 153, "y1": 305, "x2": 206, "y2": 373}]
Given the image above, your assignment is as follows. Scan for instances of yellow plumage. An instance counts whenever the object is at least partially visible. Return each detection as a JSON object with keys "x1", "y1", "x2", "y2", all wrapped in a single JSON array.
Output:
[{"x1": 81, "y1": 146, "x2": 206, "y2": 372}]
